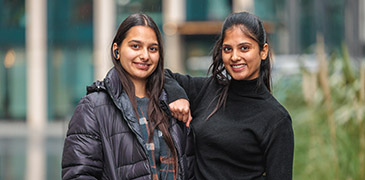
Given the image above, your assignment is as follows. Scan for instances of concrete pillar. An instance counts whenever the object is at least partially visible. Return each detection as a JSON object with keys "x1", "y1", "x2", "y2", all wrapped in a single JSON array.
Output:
[
  {"x1": 288, "y1": 0, "x2": 299, "y2": 54},
  {"x1": 345, "y1": 0, "x2": 361, "y2": 57},
  {"x1": 360, "y1": 0, "x2": 365, "y2": 43},
  {"x1": 93, "y1": 0, "x2": 115, "y2": 80},
  {"x1": 25, "y1": 0, "x2": 47, "y2": 179},
  {"x1": 163, "y1": 0, "x2": 185, "y2": 73},
  {"x1": 233, "y1": 0, "x2": 254, "y2": 13}
]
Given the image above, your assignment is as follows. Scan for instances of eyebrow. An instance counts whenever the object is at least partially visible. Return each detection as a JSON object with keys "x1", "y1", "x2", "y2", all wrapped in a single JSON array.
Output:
[
  {"x1": 222, "y1": 42, "x2": 251, "y2": 47},
  {"x1": 128, "y1": 40, "x2": 158, "y2": 46},
  {"x1": 128, "y1": 40, "x2": 142, "y2": 44}
]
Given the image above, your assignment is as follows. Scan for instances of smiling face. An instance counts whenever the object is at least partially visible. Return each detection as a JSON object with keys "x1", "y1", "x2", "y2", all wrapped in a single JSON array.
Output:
[
  {"x1": 113, "y1": 25, "x2": 160, "y2": 86},
  {"x1": 222, "y1": 25, "x2": 268, "y2": 81}
]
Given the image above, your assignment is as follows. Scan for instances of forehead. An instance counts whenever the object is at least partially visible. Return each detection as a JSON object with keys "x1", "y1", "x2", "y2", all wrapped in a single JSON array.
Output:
[
  {"x1": 223, "y1": 25, "x2": 255, "y2": 43},
  {"x1": 125, "y1": 25, "x2": 158, "y2": 43}
]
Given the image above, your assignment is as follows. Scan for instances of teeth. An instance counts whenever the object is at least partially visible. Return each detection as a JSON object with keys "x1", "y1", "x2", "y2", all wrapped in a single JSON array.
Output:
[
  {"x1": 232, "y1": 65, "x2": 244, "y2": 68},
  {"x1": 137, "y1": 63, "x2": 148, "y2": 67}
]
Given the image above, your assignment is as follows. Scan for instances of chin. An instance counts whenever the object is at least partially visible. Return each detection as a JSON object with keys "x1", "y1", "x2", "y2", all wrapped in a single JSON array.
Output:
[{"x1": 231, "y1": 75, "x2": 247, "y2": 81}]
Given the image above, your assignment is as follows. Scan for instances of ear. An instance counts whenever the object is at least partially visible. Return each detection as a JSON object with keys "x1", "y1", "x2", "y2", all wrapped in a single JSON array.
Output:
[
  {"x1": 112, "y1": 43, "x2": 120, "y2": 60},
  {"x1": 260, "y1": 43, "x2": 269, "y2": 60}
]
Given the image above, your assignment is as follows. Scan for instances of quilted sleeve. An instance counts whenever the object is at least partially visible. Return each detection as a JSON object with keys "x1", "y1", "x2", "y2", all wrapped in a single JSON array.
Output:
[{"x1": 62, "y1": 96, "x2": 103, "y2": 180}]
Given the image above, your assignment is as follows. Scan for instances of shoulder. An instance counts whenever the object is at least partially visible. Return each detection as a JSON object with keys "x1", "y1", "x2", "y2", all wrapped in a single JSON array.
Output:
[
  {"x1": 67, "y1": 86, "x2": 117, "y2": 136},
  {"x1": 260, "y1": 96, "x2": 293, "y2": 145},
  {"x1": 81, "y1": 80, "x2": 114, "y2": 108},
  {"x1": 253, "y1": 94, "x2": 292, "y2": 139},
  {"x1": 204, "y1": 76, "x2": 222, "y2": 90},
  {"x1": 82, "y1": 91, "x2": 113, "y2": 109},
  {"x1": 72, "y1": 90, "x2": 113, "y2": 118},
  {"x1": 69, "y1": 94, "x2": 113, "y2": 125},
  {"x1": 264, "y1": 94, "x2": 291, "y2": 122}
]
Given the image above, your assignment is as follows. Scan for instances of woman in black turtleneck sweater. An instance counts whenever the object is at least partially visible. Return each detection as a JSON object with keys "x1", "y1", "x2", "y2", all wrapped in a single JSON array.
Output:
[{"x1": 166, "y1": 12, "x2": 294, "y2": 180}]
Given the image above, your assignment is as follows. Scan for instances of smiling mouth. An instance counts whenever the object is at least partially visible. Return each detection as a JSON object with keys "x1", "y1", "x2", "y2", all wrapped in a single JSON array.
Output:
[
  {"x1": 230, "y1": 64, "x2": 247, "y2": 72},
  {"x1": 232, "y1": 64, "x2": 245, "y2": 68},
  {"x1": 134, "y1": 62, "x2": 150, "y2": 70}
]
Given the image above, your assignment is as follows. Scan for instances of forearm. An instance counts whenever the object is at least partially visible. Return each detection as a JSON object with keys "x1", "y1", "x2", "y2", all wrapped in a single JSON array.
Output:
[
  {"x1": 164, "y1": 72, "x2": 189, "y2": 103},
  {"x1": 164, "y1": 69, "x2": 206, "y2": 102}
]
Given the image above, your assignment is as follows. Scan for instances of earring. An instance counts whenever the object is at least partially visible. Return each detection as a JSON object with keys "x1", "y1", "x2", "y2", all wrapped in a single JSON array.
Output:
[{"x1": 114, "y1": 49, "x2": 119, "y2": 60}]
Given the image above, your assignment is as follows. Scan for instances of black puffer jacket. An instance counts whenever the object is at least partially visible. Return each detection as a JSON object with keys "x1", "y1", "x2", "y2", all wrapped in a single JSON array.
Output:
[{"x1": 62, "y1": 68, "x2": 194, "y2": 180}]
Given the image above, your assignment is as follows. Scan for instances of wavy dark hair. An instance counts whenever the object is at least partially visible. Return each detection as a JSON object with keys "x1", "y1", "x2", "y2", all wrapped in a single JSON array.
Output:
[
  {"x1": 110, "y1": 13, "x2": 177, "y2": 177},
  {"x1": 208, "y1": 11, "x2": 272, "y2": 119}
]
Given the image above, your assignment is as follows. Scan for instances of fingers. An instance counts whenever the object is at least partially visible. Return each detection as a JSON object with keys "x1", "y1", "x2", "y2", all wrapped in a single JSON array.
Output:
[
  {"x1": 177, "y1": 112, "x2": 184, "y2": 123},
  {"x1": 181, "y1": 110, "x2": 189, "y2": 123},
  {"x1": 168, "y1": 99, "x2": 192, "y2": 127},
  {"x1": 174, "y1": 107, "x2": 189, "y2": 122},
  {"x1": 169, "y1": 104, "x2": 182, "y2": 121},
  {"x1": 186, "y1": 114, "x2": 192, "y2": 127}
]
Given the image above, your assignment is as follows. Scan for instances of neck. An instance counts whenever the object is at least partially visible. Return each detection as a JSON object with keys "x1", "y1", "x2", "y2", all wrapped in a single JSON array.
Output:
[
  {"x1": 132, "y1": 79, "x2": 147, "y2": 98},
  {"x1": 229, "y1": 78, "x2": 268, "y2": 96}
]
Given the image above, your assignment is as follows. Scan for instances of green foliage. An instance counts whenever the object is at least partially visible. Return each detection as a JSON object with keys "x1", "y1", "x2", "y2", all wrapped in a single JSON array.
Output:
[{"x1": 273, "y1": 45, "x2": 365, "y2": 180}]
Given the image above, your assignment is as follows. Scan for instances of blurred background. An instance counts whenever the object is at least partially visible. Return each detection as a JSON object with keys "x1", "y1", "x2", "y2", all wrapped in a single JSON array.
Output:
[{"x1": 0, "y1": 0, "x2": 364, "y2": 179}]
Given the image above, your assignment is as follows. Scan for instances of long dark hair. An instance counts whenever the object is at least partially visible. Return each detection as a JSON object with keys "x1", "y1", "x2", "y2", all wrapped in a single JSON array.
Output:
[
  {"x1": 208, "y1": 11, "x2": 272, "y2": 119},
  {"x1": 111, "y1": 13, "x2": 177, "y2": 176}
]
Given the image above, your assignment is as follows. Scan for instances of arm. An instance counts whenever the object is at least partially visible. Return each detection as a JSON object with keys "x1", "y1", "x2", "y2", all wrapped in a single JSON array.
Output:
[
  {"x1": 164, "y1": 69, "x2": 207, "y2": 126},
  {"x1": 263, "y1": 117, "x2": 294, "y2": 180},
  {"x1": 164, "y1": 69, "x2": 207, "y2": 103},
  {"x1": 163, "y1": 71, "x2": 191, "y2": 125},
  {"x1": 164, "y1": 71, "x2": 189, "y2": 104},
  {"x1": 62, "y1": 96, "x2": 103, "y2": 180}
]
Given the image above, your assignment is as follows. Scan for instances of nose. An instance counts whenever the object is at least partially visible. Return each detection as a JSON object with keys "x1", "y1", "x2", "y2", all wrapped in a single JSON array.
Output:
[
  {"x1": 231, "y1": 49, "x2": 240, "y2": 62},
  {"x1": 139, "y1": 48, "x2": 149, "y2": 61}
]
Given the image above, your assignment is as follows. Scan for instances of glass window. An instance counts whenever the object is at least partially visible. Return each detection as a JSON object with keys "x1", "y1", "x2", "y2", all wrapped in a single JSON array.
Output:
[
  {"x1": 0, "y1": 137, "x2": 27, "y2": 180},
  {"x1": 0, "y1": 0, "x2": 26, "y2": 120},
  {"x1": 184, "y1": 0, "x2": 231, "y2": 74},
  {"x1": 186, "y1": 0, "x2": 231, "y2": 21},
  {"x1": 184, "y1": 35, "x2": 218, "y2": 76},
  {"x1": 254, "y1": 0, "x2": 345, "y2": 54},
  {"x1": 47, "y1": 0, "x2": 94, "y2": 120},
  {"x1": 116, "y1": 0, "x2": 163, "y2": 27},
  {"x1": 0, "y1": 136, "x2": 64, "y2": 180}
]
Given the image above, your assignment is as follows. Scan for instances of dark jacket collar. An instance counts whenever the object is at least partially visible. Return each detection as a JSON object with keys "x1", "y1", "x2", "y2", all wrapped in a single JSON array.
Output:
[
  {"x1": 103, "y1": 67, "x2": 124, "y2": 100},
  {"x1": 86, "y1": 67, "x2": 119, "y2": 96},
  {"x1": 86, "y1": 67, "x2": 171, "y2": 116},
  {"x1": 86, "y1": 67, "x2": 128, "y2": 102}
]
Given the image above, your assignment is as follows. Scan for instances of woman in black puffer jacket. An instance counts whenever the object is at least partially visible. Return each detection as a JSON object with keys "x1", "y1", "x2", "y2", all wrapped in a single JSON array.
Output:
[{"x1": 62, "y1": 13, "x2": 194, "y2": 180}]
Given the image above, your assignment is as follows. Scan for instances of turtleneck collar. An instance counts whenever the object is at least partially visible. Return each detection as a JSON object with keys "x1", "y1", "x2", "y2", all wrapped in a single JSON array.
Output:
[{"x1": 228, "y1": 78, "x2": 269, "y2": 97}]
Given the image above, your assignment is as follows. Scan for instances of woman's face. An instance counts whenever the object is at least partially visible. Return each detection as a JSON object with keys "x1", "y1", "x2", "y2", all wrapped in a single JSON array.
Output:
[
  {"x1": 113, "y1": 25, "x2": 160, "y2": 85},
  {"x1": 221, "y1": 25, "x2": 268, "y2": 81}
]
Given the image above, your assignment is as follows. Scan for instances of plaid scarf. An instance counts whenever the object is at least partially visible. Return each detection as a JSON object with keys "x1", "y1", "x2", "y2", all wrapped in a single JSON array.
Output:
[{"x1": 137, "y1": 97, "x2": 175, "y2": 180}]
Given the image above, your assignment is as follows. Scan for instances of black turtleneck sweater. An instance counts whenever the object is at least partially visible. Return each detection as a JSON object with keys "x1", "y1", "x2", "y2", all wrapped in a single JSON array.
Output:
[{"x1": 165, "y1": 70, "x2": 294, "y2": 180}]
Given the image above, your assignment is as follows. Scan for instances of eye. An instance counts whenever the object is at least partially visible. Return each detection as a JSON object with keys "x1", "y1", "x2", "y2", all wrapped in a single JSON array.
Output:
[
  {"x1": 149, "y1": 46, "x2": 158, "y2": 52},
  {"x1": 240, "y1": 46, "x2": 249, "y2": 51},
  {"x1": 222, "y1": 46, "x2": 232, "y2": 53},
  {"x1": 131, "y1": 44, "x2": 140, "y2": 49}
]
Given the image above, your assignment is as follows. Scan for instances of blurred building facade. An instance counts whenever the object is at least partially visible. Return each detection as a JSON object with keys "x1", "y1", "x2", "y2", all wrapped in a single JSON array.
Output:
[{"x1": 0, "y1": 0, "x2": 364, "y2": 179}]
